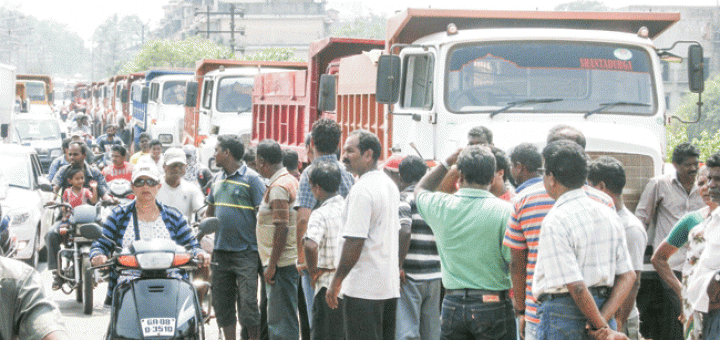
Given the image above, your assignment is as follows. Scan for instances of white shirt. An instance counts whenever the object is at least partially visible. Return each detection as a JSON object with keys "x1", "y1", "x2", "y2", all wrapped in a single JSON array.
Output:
[
  {"x1": 338, "y1": 170, "x2": 400, "y2": 300},
  {"x1": 139, "y1": 154, "x2": 165, "y2": 176},
  {"x1": 156, "y1": 178, "x2": 205, "y2": 222},
  {"x1": 618, "y1": 206, "x2": 648, "y2": 319},
  {"x1": 533, "y1": 189, "x2": 633, "y2": 298},
  {"x1": 687, "y1": 209, "x2": 720, "y2": 313}
]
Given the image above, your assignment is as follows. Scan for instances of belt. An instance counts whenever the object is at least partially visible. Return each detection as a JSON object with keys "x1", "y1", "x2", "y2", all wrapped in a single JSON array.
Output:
[
  {"x1": 537, "y1": 286, "x2": 611, "y2": 303},
  {"x1": 444, "y1": 289, "x2": 508, "y2": 303}
]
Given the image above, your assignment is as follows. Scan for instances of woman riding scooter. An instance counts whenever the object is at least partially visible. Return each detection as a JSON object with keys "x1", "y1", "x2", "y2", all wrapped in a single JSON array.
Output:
[{"x1": 89, "y1": 159, "x2": 210, "y2": 306}]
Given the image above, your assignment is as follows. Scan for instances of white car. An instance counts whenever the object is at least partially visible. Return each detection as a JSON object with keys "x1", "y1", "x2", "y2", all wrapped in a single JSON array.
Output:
[{"x1": 0, "y1": 144, "x2": 54, "y2": 267}]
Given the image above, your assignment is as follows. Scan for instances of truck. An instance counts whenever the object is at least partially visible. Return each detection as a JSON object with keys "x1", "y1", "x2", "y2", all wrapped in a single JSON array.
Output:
[
  {"x1": 183, "y1": 59, "x2": 306, "y2": 167},
  {"x1": 16, "y1": 74, "x2": 54, "y2": 115},
  {"x1": 0, "y1": 63, "x2": 16, "y2": 143},
  {"x1": 255, "y1": 9, "x2": 704, "y2": 214}
]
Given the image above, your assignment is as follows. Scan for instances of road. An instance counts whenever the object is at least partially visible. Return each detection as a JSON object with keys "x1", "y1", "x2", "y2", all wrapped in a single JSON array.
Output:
[{"x1": 37, "y1": 262, "x2": 226, "y2": 340}]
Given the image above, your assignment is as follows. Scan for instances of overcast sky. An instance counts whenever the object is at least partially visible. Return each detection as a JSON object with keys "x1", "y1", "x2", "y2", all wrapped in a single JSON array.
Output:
[{"x1": 7, "y1": 0, "x2": 720, "y2": 42}]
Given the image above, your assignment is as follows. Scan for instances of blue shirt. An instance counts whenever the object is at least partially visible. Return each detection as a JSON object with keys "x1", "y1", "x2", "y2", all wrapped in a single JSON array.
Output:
[
  {"x1": 297, "y1": 154, "x2": 355, "y2": 210},
  {"x1": 206, "y1": 165, "x2": 266, "y2": 252},
  {"x1": 96, "y1": 134, "x2": 124, "y2": 153},
  {"x1": 515, "y1": 176, "x2": 543, "y2": 194},
  {"x1": 47, "y1": 156, "x2": 68, "y2": 181}
]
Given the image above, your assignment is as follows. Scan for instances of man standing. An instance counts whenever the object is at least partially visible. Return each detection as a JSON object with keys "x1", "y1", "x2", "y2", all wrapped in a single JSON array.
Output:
[
  {"x1": 509, "y1": 142, "x2": 543, "y2": 194},
  {"x1": 102, "y1": 145, "x2": 133, "y2": 182},
  {"x1": 414, "y1": 145, "x2": 514, "y2": 339},
  {"x1": 206, "y1": 135, "x2": 266, "y2": 340},
  {"x1": 96, "y1": 124, "x2": 124, "y2": 153},
  {"x1": 296, "y1": 119, "x2": 355, "y2": 336},
  {"x1": 255, "y1": 139, "x2": 300, "y2": 340},
  {"x1": 635, "y1": 142, "x2": 704, "y2": 340},
  {"x1": 140, "y1": 140, "x2": 165, "y2": 174},
  {"x1": 588, "y1": 156, "x2": 648, "y2": 339},
  {"x1": 504, "y1": 124, "x2": 614, "y2": 340},
  {"x1": 157, "y1": 148, "x2": 204, "y2": 222},
  {"x1": 130, "y1": 132, "x2": 152, "y2": 164},
  {"x1": 438, "y1": 125, "x2": 493, "y2": 193},
  {"x1": 533, "y1": 141, "x2": 636, "y2": 339},
  {"x1": 490, "y1": 146, "x2": 515, "y2": 201},
  {"x1": 394, "y1": 155, "x2": 442, "y2": 340},
  {"x1": 326, "y1": 130, "x2": 400, "y2": 340}
]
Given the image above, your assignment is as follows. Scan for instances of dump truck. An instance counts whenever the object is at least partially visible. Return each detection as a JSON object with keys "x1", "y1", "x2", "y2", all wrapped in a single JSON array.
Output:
[{"x1": 16, "y1": 74, "x2": 54, "y2": 115}]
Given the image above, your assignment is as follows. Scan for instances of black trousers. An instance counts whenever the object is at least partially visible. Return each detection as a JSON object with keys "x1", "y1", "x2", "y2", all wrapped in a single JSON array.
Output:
[
  {"x1": 343, "y1": 296, "x2": 397, "y2": 340},
  {"x1": 637, "y1": 271, "x2": 683, "y2": 340}
]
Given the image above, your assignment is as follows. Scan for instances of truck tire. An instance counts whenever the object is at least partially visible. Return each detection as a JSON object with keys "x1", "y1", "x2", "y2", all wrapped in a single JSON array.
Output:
[{"x1": 82, "y1": 257, "x2": 93, "y2": 315}]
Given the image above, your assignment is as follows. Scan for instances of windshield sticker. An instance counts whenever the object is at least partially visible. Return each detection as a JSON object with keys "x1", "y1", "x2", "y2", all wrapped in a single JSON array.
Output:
[
  {"x1": 614, "y1": 48, "x2": 633, "y2": 61},
  {"x1": 579, "y1": 58, "x2": 633, "y2": 71}
]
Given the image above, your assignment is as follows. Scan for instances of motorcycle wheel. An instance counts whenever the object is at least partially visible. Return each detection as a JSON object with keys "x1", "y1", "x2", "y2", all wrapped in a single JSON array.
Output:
[{"x1": 82, "y1": 257, "x2": 93, "y2": 315}]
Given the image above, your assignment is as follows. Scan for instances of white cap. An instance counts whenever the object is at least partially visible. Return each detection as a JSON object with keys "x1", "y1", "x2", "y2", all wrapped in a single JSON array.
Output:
[
  {"x1": 164, "y1": 147, "x2": 187, "y2": 166},
  {"x1": 132, "y1": 160, "x2": 161, "y2": 182}
]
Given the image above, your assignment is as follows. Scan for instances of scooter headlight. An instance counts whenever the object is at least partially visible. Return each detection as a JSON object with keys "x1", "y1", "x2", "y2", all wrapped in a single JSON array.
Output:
[
  {"x1": 136, "y1": 252, "x2": 174, "y2": 270},
  {"x1": 9, "y1": 210, "x2": 30, "y2": 226}
]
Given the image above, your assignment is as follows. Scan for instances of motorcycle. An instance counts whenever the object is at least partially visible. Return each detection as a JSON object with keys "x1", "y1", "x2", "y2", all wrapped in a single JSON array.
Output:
[
  {"x1": 98, "y1": 179, "x2": 134, "y2": 223},
  {"x1": 83, "y1": 218, "x2": 219, "y2": 340},
  {"x1": 45, "y1": 201, "x2": 107, "y2": 315}
]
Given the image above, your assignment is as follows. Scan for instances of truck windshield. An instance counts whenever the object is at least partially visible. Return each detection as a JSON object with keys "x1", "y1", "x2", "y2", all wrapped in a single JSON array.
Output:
[
  {"x1": 162, "y1": 81, "x2": 187, "y2": 105},
  {"x1": 14, "y1": 120, "x2": 61, "y2": 141},
  {"x1": 446, "y1": 41, "x2": 655, "y2": 115},
  {"x1": 26, "y1": 82, "x2": 46, "y2": 102},
  {"x1": 216, "y1": 77, "x2": 253, "y2": 113}
]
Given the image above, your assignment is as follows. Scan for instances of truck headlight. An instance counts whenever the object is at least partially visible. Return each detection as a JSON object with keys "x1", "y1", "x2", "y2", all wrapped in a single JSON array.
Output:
[
  {"x1": 158, "y1": 134, "x2": 173, "y2": 144},
  {"x1": 9, "y1": 210, "x2": 30, "y2": 226}
]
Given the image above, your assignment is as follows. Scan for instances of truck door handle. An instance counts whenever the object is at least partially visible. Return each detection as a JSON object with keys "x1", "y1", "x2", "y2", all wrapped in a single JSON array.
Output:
[{"x1": 412, "y1": 113, "x2": 421, "y2": 121}]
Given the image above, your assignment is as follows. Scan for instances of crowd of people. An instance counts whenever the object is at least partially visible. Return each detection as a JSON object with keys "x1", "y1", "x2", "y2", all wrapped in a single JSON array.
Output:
[{"x1": 6, "y1": 117, "x2": 720, "y2": 340}]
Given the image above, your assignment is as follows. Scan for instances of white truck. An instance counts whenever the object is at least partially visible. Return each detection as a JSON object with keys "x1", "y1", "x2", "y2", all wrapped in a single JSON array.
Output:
[
  {"x1": 0, "y1": 63, "x2": 16, "y2": 143},
  {"x1": 140, "y1": 70, "x2": 194, "y2": 149}
]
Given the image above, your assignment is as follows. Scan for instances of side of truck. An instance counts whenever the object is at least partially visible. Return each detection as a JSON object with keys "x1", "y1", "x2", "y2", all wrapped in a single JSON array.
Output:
[
  {"x1": 0, "y1": 63, "x2": 16, "y2": 143},
  {"x1": 183, "y1": 59, "x2": 306, "y2": 168}
]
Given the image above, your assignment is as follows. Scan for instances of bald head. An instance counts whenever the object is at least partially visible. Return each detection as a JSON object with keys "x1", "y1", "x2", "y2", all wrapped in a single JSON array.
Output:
[{"x1": 547, "y1": 124, "x2": 586, "y2": 149}]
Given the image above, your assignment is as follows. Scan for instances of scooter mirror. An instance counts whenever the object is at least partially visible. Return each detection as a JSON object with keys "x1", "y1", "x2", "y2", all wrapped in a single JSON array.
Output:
[
  {"x1": 79, "y1": 223, "x2": 105, "y2": 241},
  {"x1": 198, "y1": 217, "x2": 220, "y2": 235}
]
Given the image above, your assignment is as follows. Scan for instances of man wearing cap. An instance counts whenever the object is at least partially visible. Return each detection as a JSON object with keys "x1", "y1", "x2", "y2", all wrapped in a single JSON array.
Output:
[
  {"x1": 157, "y1": 148, "x2": 204, "y2": 223},
  {"x1": 90, "y1": 159, "x2": 209, "y2": 305}
]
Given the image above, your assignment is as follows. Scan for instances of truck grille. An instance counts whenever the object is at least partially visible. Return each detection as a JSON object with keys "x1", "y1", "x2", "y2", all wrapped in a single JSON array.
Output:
[{"x1": 586, "y1": 152, "x2": 654, "y2": 212}]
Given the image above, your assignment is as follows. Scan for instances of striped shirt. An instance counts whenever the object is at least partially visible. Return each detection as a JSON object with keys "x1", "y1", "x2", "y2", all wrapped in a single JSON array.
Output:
[
  {"x1": 399, "y1": 185, "x2": 441, "y2": 281},
  {"x1": 206, "y1": 165, "x2": 266, "y2": 252},
  {"x1": 533, "y1": 189, "x2": 633, "y2": 297},
  {"x1": 297, "y1": 154, "x2": 354, "y2": 210},
  {"x1": 304, "y1": 195, "x2": 344, "y2": 294},
  {"x1": 503, "y1": 181, "x2": 613, "y2": 324}
]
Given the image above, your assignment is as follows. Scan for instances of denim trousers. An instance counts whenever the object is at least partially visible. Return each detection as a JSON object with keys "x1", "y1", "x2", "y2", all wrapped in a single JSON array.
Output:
[
  {"x1": 300, "y1": 268, "x2": 314, "y2": 329},
  {"x1": 265, "y1": 265, "x2": 299, "y2": 340},
  {"x1": 703, "y1": 309, "x2": 720, "y2": 339},
  {"x1": 440, "y1": 295, "x2": 516, "y2": 340},
  {"x1": 396, "y1": 278, "x2": 441, "y2": 340},
  {"x1": 536, "y1": 294, "x2": 615, "y2": 340},
  {"x1": 524, "y1": 320, "x2": 537, "y2": 340}
]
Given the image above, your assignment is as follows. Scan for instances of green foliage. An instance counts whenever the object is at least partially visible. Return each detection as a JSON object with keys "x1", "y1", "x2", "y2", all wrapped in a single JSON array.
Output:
[
  {"x1": 554, "y1": 0, "x2": 609, "y2": 11},
  {"x1": 667, "y1": 72, "x2": 720, "y2": 162},
  {"x1": 240, "y1": 48, "x2": 302, "y2": 62},
  {"x1": 121, "y1": 36, "x2": 232, "y2": 73},
  {"x1": 330, "y1": 13, "x2": 386, "y2": 40}
]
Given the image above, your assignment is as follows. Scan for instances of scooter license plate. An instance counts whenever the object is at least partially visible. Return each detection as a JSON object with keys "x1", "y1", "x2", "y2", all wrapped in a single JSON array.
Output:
[{"x1": 140, "y1": 318, "x2": 175, "y2": 337}]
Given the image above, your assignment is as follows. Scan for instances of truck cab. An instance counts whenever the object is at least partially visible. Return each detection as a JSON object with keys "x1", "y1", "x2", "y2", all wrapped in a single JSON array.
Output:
[
  {"x1": 184, "y1": 60, "x2": 305, "y2": 168},
  {"x1": 143, "y1": 71, "x2": 193, "y2": 149},
  {"x1": 16, "y1": 75, "x2": 54, "y2": 116}
]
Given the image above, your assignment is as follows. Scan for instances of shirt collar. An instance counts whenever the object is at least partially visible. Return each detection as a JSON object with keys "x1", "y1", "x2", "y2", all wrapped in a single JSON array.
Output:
[
  {"x1": 454, "y1": 188, "x2": 494, "y2": 198},
  {"x1": 554, "y1": 188, "x2": 586, "y2": 207},
  {"x1": 223, "y1": 164, "x2": 247, "y2": 179},
  {"x1": 313, "y1": 154, "x2": 339, "y2": 164},
  {"x1": 320, "y1": 195, "x2": 344, "y2": 207},
  {"x1": 516, "y1": 176, "x2": 543, "y2": 193},
  {"x1": 268, "y1": 167, "x2": 290, "y2": 184}
]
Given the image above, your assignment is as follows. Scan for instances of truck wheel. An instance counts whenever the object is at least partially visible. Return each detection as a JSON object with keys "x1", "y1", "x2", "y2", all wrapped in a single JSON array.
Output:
[{"x1": 82, "y1": 257, "x2": 94, "y2": 315}]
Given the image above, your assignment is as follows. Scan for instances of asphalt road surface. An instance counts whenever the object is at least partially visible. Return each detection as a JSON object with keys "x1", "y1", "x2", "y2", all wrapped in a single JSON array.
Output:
[{"x1": 37, "y1": 262, "x2": 227, "y2": 339}]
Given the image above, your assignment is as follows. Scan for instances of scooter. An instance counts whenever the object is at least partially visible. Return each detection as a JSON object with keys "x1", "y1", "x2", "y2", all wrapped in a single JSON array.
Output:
[{"x1": 83, "y1": 218, "x2": 218, "y2": 340}]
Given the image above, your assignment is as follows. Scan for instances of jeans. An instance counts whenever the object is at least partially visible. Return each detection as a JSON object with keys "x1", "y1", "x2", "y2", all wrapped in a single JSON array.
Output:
[
  {"x1": 265, "y1": 265, "x2": 299, "y2": 340},
  {"x1": 344, "y1": 296, "x2": 397, "y2": 340},
  {"x1": 300, "y1": 269, "x2": 314, "y2": 329},
  {"x1": 212, "y1": 250, "x2": 261, "y2": 334},
  {"x1": 440, "y1": 295, "x2": 515, "y2": 340},
  {"x1": 536, "y1": 293, "x2": 615, "y2": 340},
  {"x1": 524, "y1": 320, "x2": 537, "y2": 340},
  {"x1": 396, "y1": 278, "x2": 441, "y2": 340},
  {"x1": 704, "y1": 309, "x2": 720, "y2": 339},
  {"x1": 45, "y1": 222, "x2": 63, "y2": 271}
]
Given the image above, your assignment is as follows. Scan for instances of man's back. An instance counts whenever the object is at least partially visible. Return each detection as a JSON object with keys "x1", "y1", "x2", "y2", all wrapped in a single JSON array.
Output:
[
  {"x1": 417, "y1": 188, "x2": 512, "y2": 290},
  {"x1": 339, "y1": 169, "x2": 400, "y2": 300}
]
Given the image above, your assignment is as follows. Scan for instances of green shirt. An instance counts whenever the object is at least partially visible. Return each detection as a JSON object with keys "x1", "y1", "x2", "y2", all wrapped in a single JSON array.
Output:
[
  {"x1": 416, "y1": 188, "x2": 512, "y2": 290},
  {"x1": 665, "y1": 211, "x2": 705, "y2": 248}
]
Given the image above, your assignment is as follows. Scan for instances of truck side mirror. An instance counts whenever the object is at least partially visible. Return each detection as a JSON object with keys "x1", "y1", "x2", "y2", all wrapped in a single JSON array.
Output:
[
  {"x1": 1, "y1": 124, "x2": 7, "y2": 138},
  {"x1": 21, "y1": 100, "x2": 28, "y2": 113},
  {"x1": 49, "y1": 91, "x2": 54, "y2": 103},
  {"x1": 318, "y1": 75, "x2": 337, "y2": 112},
  {"x1": 185, "y1": 81, "x2": 198, "y2": 108},
  {"x1": 121, "y1": 89, "x2": 129, "y2": 103},
  {"x1": 688, "y1": 44, "x2": 704, "y2": 93},
  {"x1": 141, "y1": 87, "x2": 149, "y2": 104},
  {"x1": 376, "y1": 55, "x2": 401, "y2": 104}
]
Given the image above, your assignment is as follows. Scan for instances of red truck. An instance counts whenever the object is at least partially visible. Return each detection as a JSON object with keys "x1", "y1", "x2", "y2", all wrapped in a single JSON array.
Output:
[{"x1": 251, "y1": 37, "x2": 385, "y2": 163}]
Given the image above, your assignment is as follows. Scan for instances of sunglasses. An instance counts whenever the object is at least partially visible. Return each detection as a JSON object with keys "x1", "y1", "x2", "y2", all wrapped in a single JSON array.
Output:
[{"x1": 133, "y1": 178, "x2": 159, "y2": 187}]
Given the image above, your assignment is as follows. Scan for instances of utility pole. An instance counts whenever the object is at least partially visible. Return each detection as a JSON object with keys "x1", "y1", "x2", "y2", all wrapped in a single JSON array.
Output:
[{"x1": 194, "y1": 3, "x2": 245, "y2": 53}]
